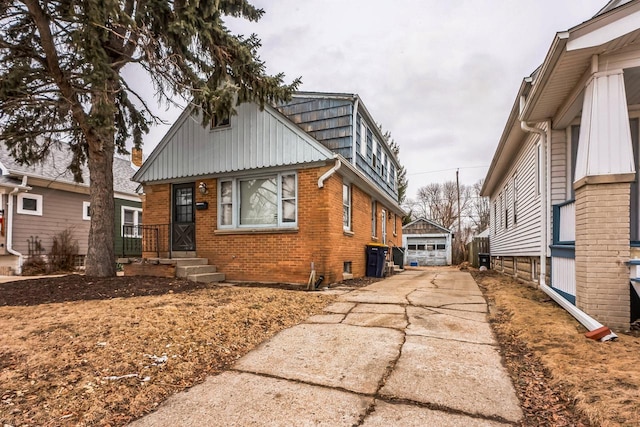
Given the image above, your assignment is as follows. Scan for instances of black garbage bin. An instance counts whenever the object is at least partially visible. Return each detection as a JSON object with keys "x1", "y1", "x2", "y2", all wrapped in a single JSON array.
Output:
[
  {"x1": 478, "y1": 253, "x2": 490, "y2": 269},
  {"x1": 392, "y1": 247, "x2": 404, "y2": 270},
  {"x1": 366, "y1": 244, "x2": 389, "y2": 277}
]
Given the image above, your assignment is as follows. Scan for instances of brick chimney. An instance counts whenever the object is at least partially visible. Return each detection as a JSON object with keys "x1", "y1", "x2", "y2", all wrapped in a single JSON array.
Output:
[{"x1": 131, "y1": 147, "x2": 143, "y2": 167}]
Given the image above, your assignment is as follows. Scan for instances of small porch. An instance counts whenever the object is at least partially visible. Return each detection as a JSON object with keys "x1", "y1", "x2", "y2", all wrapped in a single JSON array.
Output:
[{"x1": 551, "y1": 199, "x2": 640, "y2": 325}]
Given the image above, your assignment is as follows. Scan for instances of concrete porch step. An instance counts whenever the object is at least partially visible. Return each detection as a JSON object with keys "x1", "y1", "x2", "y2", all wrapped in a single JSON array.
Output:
[
  {"x1": 188, "y1": 272, "x2": 226, "y2": 283},
  {"x1": 171, "y1": 251, "x2": 197, "y2": 258},
  {"x1": 147, "y1": 257, "x2": 209, "y2": 267},
  {"x1": 176, "y1": 264, "x2": 217, "y2": 278}
]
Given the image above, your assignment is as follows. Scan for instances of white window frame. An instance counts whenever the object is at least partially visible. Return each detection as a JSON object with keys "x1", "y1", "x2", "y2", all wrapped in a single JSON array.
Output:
[
  {"x1": 17, "y1": 193, "x2": 43, "y2": 216},
  {"x1": 359, "y1": 119, "x2": 367, "y2": 157},
  {"x1": 372, "y1": 137, "x2": 378, "y2": 169},
  {"x1": 536, "y1": 142, "x2": 542, "y2": 196},
  {"x1": 371, "y1": 200, "x2": 377, "y2": 237},
  {"x1": 121, "y1": 206, "x2": 142, "y2": 237},
  {"x1": 217, "y1": 172, "x2": 298, "y2": 229},
  {"x1": 343, "y1": 183, "x2": 351, "y2": 231},
  {"x1": 82, "y1": 201, "x2": 91, "y2": 221}
]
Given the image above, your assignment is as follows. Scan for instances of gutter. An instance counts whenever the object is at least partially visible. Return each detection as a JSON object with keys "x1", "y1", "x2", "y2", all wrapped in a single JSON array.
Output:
[
  {"x1": 318, "y1": 157, "x2": 341, "y2": 188},
  {"x1": 6, "y1": 176, "x2": 31, "y2": 275},
  {"x1": 519, "y1": 115, "x2": 617, "y2": 342}
]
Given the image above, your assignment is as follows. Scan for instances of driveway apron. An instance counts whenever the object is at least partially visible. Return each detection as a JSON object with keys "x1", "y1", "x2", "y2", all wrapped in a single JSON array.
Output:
[{"x1": 130, "y1": 268, "x2": 522, "y2": 426}]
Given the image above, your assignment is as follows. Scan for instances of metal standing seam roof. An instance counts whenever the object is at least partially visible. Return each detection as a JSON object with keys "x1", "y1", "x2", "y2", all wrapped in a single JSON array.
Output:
[{"x1": 0, "y1": 144, "x2": 139, "y2": 195}]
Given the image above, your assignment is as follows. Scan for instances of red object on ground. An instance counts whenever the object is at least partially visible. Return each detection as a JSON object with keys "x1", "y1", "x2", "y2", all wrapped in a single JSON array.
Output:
[{"x1": 585, "y1": 326, "x2": 612, "y2": 340}]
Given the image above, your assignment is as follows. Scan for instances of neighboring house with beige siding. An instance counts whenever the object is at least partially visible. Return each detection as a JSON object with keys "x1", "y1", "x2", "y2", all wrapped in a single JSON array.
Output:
[
  {"x1": 0, "y1": 145, "x2": 142, "y2": 275},
  {"x1": 482, "y1": 0, "x2": 640, "y2": 331}
]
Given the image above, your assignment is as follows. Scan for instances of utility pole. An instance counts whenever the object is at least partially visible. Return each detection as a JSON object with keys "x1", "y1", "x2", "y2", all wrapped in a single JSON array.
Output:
[
  {"x1": 456, "y1": 169, "x2": 461, "y2": 234},
  {"x1": 456, "y1": 168, "x2": 461, "y2": 263}
]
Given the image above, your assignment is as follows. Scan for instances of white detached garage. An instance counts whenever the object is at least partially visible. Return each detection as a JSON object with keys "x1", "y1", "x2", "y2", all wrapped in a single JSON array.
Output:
[{"x1": 402, "y1": 218, "x2": 452, "y2": 266}]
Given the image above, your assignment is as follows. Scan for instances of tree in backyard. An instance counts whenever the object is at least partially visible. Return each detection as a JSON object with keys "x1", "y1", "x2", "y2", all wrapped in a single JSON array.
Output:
[
  {"x1": 409, "y1": 181, "x2": 471, "y2": 230},
  {"x1": 469, "y1": 179, "x2": 490, "y2": 232},
  {"x1": 0, "y1": 0, "x2": 299, "y2": 276},
  {"x1": 379, "y1": 127, "x2": 409, "y2": 205}
]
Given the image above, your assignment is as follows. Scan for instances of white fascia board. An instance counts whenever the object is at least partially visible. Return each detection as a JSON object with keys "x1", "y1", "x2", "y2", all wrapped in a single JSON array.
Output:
[
  {"x1": 337, "y1": 155, "x2": 405, "y2": 216},
  {"x1": 115, "y1": 192, "x2": 142, "y2": 202},
  {"x1": 568, "y1": 9, "x2": 640, "y2": 51}
]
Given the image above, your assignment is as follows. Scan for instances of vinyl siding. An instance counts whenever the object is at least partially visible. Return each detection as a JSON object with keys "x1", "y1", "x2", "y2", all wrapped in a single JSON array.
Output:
[
  {"x1": 490, "y1": 130, "x2": 542, "y2": 256},
  {"x1": 12, "y1": 187, "x2": 90, "y2": 257},
  {"x1": 136, "y1": 103, "x2": 333, "y2": 183}
]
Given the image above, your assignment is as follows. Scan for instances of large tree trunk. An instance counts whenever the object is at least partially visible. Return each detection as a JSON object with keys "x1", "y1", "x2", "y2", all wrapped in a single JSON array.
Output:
[{"x1": 85, "y1": 132, "x2": 116, "y2": 277}]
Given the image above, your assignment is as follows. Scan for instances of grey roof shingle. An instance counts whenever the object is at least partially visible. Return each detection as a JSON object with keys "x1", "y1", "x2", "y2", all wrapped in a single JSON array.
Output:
[{"x1": 0, "y1": 144, "x2": 139, "y2": 195}]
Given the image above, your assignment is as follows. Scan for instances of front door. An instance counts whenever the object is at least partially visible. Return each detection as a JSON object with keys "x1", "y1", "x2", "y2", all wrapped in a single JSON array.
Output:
[{"x1": 172, "y1": 183, "x2": 195, "y2": 251}]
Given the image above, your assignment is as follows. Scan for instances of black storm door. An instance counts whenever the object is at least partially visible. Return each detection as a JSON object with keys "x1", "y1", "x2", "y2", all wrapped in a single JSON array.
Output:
[{"x1": 172, "y1": 183, "x2": 195, "y2": 251}]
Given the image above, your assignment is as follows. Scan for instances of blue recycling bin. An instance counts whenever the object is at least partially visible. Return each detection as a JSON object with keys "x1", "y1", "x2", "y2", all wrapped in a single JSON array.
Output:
[{"x1": 366, "y1": 244, "x2": 389, "y2": 278}]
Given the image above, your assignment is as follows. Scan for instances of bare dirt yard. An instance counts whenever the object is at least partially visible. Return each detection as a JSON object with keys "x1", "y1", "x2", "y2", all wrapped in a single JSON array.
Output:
[
  {"x1": 3, "y1": 271, "x2": 639, "y2": 426},
  {"x1": 0, "y1": 275, "x2": 334, "y2": 426},
  {"x1": 473, "y1": 269, "x2": 640, "y2": 427}
]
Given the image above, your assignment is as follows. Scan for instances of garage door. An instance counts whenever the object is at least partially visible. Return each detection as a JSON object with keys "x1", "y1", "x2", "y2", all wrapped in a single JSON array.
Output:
[{"x1": 406, "y1": 237, "x2": 447, "y2": 266}]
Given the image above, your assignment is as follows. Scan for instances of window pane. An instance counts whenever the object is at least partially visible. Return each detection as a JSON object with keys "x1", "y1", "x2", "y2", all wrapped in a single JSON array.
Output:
[
  {"x1": 23, "y1": 198, "x2": 37, "y2": 211},
  {"x1": 240, "y1": 178, "x2": 277, "y2": 225},
  {"x1": 221, "y1": 181, "x2": 232, "y2": 204},
  {"x1": 343, "y1": 185, "x2": 349, "y2": 205},
  {"x1": 124, "y1": 210, "x2": 134, "y2": 225},
  {"x1": 282, "y1": 175, "x2": 295, "y2": 199},
  {"x1": 343, "y1": 205, "x2": 350, "y2": 227},
  {"x1": 283, "y1": 200, "x2": 296, "y2": 223},
  {"x1": 221, "y1": 204, "x2": 232, "y2": 225}
]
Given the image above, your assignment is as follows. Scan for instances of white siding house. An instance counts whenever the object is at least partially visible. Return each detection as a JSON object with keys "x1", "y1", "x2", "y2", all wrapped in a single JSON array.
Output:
[{"x1": 482, "y1": 0, "x2": 640, "y2": 331}]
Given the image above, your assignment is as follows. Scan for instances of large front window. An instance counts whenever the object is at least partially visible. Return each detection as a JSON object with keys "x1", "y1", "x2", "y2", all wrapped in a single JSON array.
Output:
[{"x1": 219, "y1": 172, "x2": 297, "y2": 228}]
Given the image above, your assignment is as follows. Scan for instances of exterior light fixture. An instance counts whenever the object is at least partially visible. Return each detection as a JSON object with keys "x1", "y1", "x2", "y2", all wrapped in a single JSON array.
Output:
[{"x1": 199, "y1": 182, "x2": 208, "y2": 195}]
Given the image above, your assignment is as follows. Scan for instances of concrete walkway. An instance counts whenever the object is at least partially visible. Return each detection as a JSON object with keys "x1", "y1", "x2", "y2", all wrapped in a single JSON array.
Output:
[{"x1": 130, "y1": 268, "x2": 523, "y2": 426}]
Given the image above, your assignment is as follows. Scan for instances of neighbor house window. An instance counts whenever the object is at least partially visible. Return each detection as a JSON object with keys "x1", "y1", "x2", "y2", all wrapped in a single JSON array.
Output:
[
  {"x1": 536, "y1": 142, "x2": 542, "y2": 196},
  {"x1": 82, "y1": 201, "x2": 91, "y2": 221},
  {"x1": 513, "y1": 175, "x2": 518, "y2": 225},
  {"x1": 218, "y1": 172, "x2": 297, "y2": 228},
  {"x1": 122, "y1": 206, "x2": 142, "y2": 237},
  {"x1": 504, "y1": 185, "x2": 509, "y2": 230},
  {"x1": 343, "y1": 183, "x2": 351, "y2": 231},
  {"x1": 17, "y1": 193, "x2": 42, "y2": 216}
]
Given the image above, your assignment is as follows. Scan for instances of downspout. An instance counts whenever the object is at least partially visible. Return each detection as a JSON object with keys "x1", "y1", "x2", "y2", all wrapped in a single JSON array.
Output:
[
  {"x1": 318, "y1": 157, "x2": 341, "y2": 188},
  {"x1": 520, "y1": 99, "x2": 617, "y2": 341},
  {"x1": 6, "y1": 176, "x2": 28, "y2": 275}
]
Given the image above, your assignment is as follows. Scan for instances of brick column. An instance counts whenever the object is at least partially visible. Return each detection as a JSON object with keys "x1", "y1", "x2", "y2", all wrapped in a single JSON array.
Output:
[{"x1": 575, "y1": 181, "x2": 630, "y2": 330}]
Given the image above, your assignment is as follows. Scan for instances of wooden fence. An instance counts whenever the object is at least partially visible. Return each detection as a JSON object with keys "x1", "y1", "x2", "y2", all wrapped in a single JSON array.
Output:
[{"x1": 467, "y1": 237, "x2": 489, "y2": 268}]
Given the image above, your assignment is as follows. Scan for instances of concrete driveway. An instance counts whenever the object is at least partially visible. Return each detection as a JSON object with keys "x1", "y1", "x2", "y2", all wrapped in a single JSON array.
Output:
[{"x1": 130, "y1": 268, "x2": 522, "y2": 426}]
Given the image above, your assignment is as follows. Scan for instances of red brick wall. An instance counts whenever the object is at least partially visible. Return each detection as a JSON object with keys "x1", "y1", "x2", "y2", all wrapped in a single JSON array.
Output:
[{"x1": 142, "y1": 166, "x2": 403, "y2": 284}]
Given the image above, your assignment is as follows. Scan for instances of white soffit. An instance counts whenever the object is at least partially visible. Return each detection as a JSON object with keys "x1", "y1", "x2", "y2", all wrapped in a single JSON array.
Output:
[{"x1": 568, "y1": 9, "x2": 640, "y2": 51}]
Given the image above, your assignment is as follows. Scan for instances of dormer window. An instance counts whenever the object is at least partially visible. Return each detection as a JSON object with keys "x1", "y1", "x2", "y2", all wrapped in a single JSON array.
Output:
[{"x1": 210, "y1": 114, "x2": 230, "y2": 129}]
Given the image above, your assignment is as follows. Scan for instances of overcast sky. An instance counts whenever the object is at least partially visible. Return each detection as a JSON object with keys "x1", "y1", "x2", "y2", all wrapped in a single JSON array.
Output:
[{"x1": 140, "y1": 0, "x2": 607, "y2": 201}]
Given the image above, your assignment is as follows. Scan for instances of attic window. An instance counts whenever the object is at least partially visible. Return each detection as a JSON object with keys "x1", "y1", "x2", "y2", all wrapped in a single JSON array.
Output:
[
  {"x1": 17, "y1": 193, "x2": 43, "y2": 216},
  {"x1": 210, "y1": 114, "x2": 230, "y2": 129}
]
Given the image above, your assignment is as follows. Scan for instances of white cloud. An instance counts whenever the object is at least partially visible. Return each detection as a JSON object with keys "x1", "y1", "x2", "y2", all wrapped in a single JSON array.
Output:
[{"x1": 141, "y1": 0, "x2": 607, "y2": 198}]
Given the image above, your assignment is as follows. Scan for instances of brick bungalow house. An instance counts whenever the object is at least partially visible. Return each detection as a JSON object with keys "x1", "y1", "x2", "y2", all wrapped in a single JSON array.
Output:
[
  {"x1": 133, "y1": 92, "x2": 404, "y2": 284},
  {"x1": 481, "y1": 0, "x2": 640, "y2": 331}
]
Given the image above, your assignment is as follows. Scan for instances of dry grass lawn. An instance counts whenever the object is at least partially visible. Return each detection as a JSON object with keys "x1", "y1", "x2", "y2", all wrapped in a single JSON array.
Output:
[
  {"x1": 0, "y1": 278, "x2": 332, "y2": 426},
  {"x1": 474, "y1": 270, "x2": 640, "y2": 427}
]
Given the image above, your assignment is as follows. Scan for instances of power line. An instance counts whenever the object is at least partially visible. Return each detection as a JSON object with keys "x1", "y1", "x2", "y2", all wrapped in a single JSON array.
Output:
[{"x1": 408, "y1": 165, "x2": 489, "y2": 176}]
